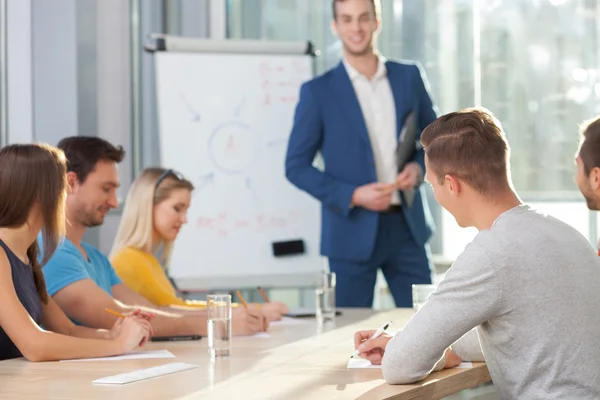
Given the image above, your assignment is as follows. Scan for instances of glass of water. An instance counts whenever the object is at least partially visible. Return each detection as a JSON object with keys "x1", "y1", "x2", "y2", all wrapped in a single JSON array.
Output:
[
  {"x1": 207, "y1": 293, "x2": 231, "y2": 358},
  {"x1": 412, "y1": 284, "x2": 437, "y2": 312},
  {"x1": 316, "y1": 271, "x2": 336, "y2": 320}
]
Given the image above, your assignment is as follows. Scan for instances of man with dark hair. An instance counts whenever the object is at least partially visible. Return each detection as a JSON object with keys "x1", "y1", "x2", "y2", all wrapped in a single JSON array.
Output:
[
  {"x1": 285, "y1": 0, "x2": 437, "y2": 308},
  {"x1": 42, "y1": 136, "x2": 266, "y2": 337},
  {"x1": 576, "y1": 116, "x2": 600, "y2": 210},
  {"x1": 57, "y1": 136, "x2": 126, "y2": 188},
  {"x1": 575, "y1": 116, "x2": 600, "y2": 254},
  {"x1": 354, "y1": 108, "x2": 600, "y2": 399}
]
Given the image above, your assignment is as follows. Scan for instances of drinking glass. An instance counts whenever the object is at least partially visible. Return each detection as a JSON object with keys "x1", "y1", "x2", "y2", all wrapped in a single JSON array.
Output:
[
  {"x1": 412, "y1": 284, "x2": 437, "y2": 312},
  {"x1": 316, "y1": 271, "x2": 336, "y2": 320},
  {"x1": 207, "y1": 294, "x2": 232, "y2": 358}
]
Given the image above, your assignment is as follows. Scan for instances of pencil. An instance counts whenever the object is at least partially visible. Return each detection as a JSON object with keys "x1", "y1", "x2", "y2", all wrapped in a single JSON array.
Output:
[
  {"x1": 105, "y1": 308, "x2": 126, "y2": 319},
  {"x1": 236, "y1": 290, "x2": 248, "y2": 308},
  {"x1": 381, "y1": 183, "x2": 397, "y2": 195},
  {"x1": 257, "y1": 287, "x2": 270, "y2": 303}
]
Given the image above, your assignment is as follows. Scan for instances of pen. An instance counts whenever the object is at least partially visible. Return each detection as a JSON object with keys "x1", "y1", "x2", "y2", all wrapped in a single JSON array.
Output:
[
  {"x1": 351, "y1": 321, "x2": 393, "y2": 358},
  {"x1": 105, "y1": 308, "x2": 126, "y2": 319},
  {"x1": 236, "y1": 290, "x2": 248, "y2": 308},
  {"x1": 151, "y1": 335, "x2": 202, "y2": 342},
  {"x1": 257, "y1": 287, "x2": 270, "y2": 303}
]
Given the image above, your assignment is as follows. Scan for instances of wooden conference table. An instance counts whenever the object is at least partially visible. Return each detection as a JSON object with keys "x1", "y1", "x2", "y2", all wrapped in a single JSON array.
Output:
[{"x1": 0, "y1": 308, "x2": 490, "y2": 400}]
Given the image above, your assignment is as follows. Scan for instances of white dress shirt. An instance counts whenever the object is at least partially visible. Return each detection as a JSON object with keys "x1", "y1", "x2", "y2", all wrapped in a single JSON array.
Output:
[{"x1": 343, "y1": 56, "x2": 400, "y2": 205}]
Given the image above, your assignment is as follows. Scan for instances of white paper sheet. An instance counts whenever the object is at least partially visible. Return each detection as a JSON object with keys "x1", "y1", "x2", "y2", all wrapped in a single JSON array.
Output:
[
  {"x1": 346, "y1": 359, "x2": 474, "y2": 369},
  {"x1": 61, "y1": 349, "x2": 175, "y2": 363},
  {"x1": 270, "y1": 317, "x2": 310, "y2": 326},
  {"x1": 249, "y1": 332, "x2": 271, "y2": 338},
  {"x1": 346, "y1": 358, "x2": 381, "y2": 369}
]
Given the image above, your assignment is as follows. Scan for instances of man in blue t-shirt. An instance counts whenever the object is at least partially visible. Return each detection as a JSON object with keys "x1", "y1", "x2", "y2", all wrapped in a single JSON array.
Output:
[
  {"x1": 42, "y1": 136, "x2": 266, "y2": 336},
  {"x1": 42, "y1": 238, "x2": 121, "y2": 297}
]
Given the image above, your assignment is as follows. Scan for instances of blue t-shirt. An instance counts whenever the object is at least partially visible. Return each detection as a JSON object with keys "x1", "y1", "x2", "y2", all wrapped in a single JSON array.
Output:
[{"x1": 40, "y1": 236, "x2": 122, "y2": 296}]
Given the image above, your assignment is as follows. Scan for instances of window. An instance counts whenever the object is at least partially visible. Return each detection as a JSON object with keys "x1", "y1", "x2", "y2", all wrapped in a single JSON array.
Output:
[{"x1": 226, "y1": 0, "x2": 600, "y2": 258}]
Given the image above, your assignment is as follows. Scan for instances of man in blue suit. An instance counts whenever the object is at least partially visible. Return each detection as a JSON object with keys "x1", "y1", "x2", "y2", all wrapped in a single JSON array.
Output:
[{"x1": 285, "y1": 0, "x2": 437, "y2": 308}]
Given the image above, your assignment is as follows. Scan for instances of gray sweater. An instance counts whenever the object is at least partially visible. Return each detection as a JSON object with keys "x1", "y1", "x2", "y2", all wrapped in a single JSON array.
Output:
[{"x1": 382, "y1": 205, "x2": 600, "y2": 399}]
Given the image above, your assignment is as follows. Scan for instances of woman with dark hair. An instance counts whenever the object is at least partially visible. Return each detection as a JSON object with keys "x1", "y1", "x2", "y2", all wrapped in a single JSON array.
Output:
[{"x1": 0, "y1": 143, "x2": 152, "y2": 361}]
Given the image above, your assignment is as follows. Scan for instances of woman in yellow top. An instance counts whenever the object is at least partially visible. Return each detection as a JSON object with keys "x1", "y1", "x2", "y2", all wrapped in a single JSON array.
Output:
[{"x1": 109, "y1": 167, "x2": 288, "y2": 321}]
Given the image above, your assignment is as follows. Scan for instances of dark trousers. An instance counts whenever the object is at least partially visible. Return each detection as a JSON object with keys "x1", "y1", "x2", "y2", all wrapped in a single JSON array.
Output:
[{"x1": 328, "y1": 211, "x2": 433, "y2": 308}]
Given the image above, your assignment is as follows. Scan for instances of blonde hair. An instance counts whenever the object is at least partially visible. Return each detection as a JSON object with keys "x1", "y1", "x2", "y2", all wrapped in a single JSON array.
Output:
[{"x1": 110, "y1": 167, "x2": 193, "y2": 266}]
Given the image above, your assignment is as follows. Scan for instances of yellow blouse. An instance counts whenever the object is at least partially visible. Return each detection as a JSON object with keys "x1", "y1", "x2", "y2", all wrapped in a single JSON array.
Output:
[{"x1": 111, "y1": 247, "x2": 207, "y2": 308}]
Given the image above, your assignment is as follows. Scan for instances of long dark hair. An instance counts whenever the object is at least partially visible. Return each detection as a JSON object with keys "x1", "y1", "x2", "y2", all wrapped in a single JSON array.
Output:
[{"x1": 0, "y1": 143, "x2": 68, "y2": 304}]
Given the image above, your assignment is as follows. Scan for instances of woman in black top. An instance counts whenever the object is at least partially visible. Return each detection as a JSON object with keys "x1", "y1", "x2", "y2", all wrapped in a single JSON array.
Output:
[{"x1": 0, "y1": 143, "x2": 152, "y2": 361}]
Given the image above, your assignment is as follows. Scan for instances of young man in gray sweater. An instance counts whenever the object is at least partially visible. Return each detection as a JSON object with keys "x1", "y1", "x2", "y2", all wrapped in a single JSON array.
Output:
[{"x1": 354, "y1": 107, "x2": 600, "y2": 399}]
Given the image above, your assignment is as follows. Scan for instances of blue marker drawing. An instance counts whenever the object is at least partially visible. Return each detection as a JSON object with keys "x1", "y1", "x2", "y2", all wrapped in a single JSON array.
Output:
[
  {"x1": 196, "y1": 172, "x2": 214, "y2": 191},
  {"x1": 180, "y1": 93, "x2": 201, "y2": 122},
  {"x1": 245, "y1": 176, "x2": 259, "y2": 203},
  {"x1": 234, "y1": 95, "x2": 246, "y2": 117}
]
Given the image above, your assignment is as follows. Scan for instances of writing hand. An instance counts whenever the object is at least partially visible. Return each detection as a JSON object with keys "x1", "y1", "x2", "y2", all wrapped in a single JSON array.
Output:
[{"x1": 353, "y1": 329, "x2": 393, "y2": 365}]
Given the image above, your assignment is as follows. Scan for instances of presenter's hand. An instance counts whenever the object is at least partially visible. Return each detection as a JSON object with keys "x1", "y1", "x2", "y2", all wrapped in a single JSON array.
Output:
[
  {"x1": 396, "y1": 162, "x2": 422, "y2": 190},
  {"x1": 354, "y1": 330, "x2": 393, "y2": 365},
  {"x1": 351, "y1": 183, "x2": 394, "y2": 212}
]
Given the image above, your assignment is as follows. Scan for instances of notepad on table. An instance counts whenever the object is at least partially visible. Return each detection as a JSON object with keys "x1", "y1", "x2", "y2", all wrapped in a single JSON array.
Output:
[
  {"x1": 285, "y1": 308, "x2": 342, "y2": 318},
  {"x1": 270, "y1": 316, "x2": 310, "y2": 326},
  {"x1": 93, "y1": 362, "x2": 198, "y2": 385},
  {"x1": 247, "y1": 332, "x2": 271, "y2": 338},
  {"x1": 347, "y1": 358, "x2": 381, "y2": 369},
  {"x1": 456, "y1": 362, "x2": 473, "y2": 368},
  {"x1": 61, "y1": 349, "x2": 175, "y2": 362},
  {"x1": 346, "y1": 358, "x2": 474, "y2": 369}
]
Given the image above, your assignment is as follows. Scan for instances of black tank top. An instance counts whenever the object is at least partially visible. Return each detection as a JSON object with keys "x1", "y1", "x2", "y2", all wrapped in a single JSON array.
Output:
[{"x1": 0, "y1": 239, "x2": 43, "y2": 360}]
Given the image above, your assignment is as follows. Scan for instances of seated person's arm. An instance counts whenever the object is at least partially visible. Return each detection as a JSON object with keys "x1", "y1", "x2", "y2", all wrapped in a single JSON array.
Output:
[
  {"x1": 451, "y1": 328, "x2": 485, "y2": 362},
  {"x1": 46, "y1": 250, "x2": 267, "y2": 336},
  {"x1": 112, "y1": 250, "x2": 287, "y2": 321},
  {"x1": 383, "y1": 248, "x2": 499, "y2": 384},
  {"x1": 356, "y1": 246, "x2": 500, "y2": 384},
  {"x1": 51, "y1": 278, "x2": 167, "y2": 330},
  {"x1": 41, "y1": 295, "x2": 112, "y2": 339},
  {"x1": 0, "y1": 251, "x2": 149, "y2": 361},
  {"x1": 44, "y1": 248, "x2": 205, "y2": 335}
]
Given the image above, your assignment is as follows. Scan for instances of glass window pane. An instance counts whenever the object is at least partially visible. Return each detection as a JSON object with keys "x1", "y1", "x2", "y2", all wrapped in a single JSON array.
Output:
[
  {"x1": 442, "y1": 202, "x2": 591, "y2": 259},
  {"x1": 441, "y1": 210, "x2": 478, "y2": 260},
  {"x1": 529, "y1": 202, "x2": 590, "y2": 239},
  {"x1": 479, "y1": 1, "x2": 600, "y2": 195},
  {"x1": 225, "y1": 0, "x2": 600, "y2": 259}
]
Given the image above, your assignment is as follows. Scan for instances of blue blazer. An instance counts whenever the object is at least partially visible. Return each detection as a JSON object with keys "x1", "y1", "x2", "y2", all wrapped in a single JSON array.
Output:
[{"x1": 285, "y1": 60, "x2": 437, "y2": 262}]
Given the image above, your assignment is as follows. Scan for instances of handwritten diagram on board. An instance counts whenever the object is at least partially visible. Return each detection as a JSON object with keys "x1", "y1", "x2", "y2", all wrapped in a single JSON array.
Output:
[{"x1": 154, "y1": 52, "x2": 321, "y2": 283}]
